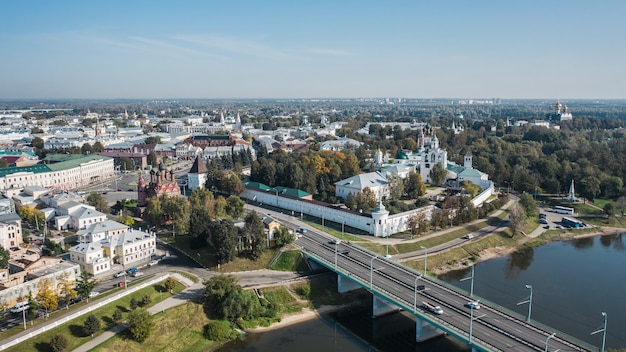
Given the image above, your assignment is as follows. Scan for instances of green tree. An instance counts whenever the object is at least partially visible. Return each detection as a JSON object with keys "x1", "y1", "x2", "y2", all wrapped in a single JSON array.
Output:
[
  {"x1": 604, "y1": 201, "x2": 616, "y2": 217},
  {"x1": 0, "y1": 246, "x2": 9, "y2": 269},
  {"x1": 164, "y1": 277, "x2": 177, "y2": 293},
  {"x1": 355, "y1": 187, "x2": 377, "y2": 213},
  {"x1": 31, "y1": 136, "x2": 44, "y2": 149},
  {"x1": 518, "y1": 193, "x2": 538, "y2": 218},
  {"x1": 147, "y1": 151, "x2": 159, "y2": 168},
  {"x1": 160, "y1": 195, "x2": 190, "y2": 234},
  {"x1": 119, "y1": 157, "x2": 134, "y2": 172},
  {"x1": 49, "y1": 334, "x2": 69, "y2": 352},
  {"x1": 387, "y1": 174, "x2": 404, "y2": 200},
  {"x1": 508, "y1": 204, "x2": 526, "y2": 237},
  {"x1": 406, "y1": 213, "x2": 420, "y2": 239},
  {"x1": 580, "y1": 176, "x2": 601, "y2": 202},
  {"x1": 127, "y1": 308, "x2": 155, "y2": 343},
  {"x1": 210, "y1": 220, "x2": 238, "y2": 264},
  {"x1": 145, "y1": 136, "x2": 162, "y2": 145},
  {"x1": 75, "y1": 271, "x2": 97, "y2": 301},
  {"x1": 112, "y1": 308, "x2": 123, "y2": 321},
  {"x1": 461, "y1": 180, "x2": 482, "y2": 198},
  {"x1": 92, "y1": 141, "x2": 105, "y2": 153},
  {"x1": 274, "y1": 226, "x2": 295, "y2": 247},
  {"x1": 405, "y1": 172, "x2": 426, "y2": 198},
  {"x1": 117, "y1": 214, "x2": 135, "y2": 226},
  {"x1": 219, "y1": 171, "x2": 244, "y2": 195},
  {"x1": 203, "y1": 320, "x2": 238, "y2": 342},
  {"x1": 429, "y1": 162, "x2": 448, "y2": 186},
  {"x1": 243, "y1": 212, "x2": 265, "y2": 259},
  {"x1": 86, "y1": 192, "x2": 108, "y2": 213},
  {"x1": 130, "y1": 297, "x2": 139, "y2": 310},
  {"x1": 82, "y1": 314, "x2": 101, "y2": 337},
  {"x1": 81, "y1": 143, "x2": 92, "y2": 155},
  {"x1": 225, "y1": 196, "x2": 245, "y2": 220},
  {"x1": 204, "y1": 275, "x2": 240, "y2": 314}
]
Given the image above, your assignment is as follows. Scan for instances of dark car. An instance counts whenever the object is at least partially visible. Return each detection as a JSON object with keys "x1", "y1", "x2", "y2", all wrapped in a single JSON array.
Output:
[{"x1": 417, "y1": 285, "x2": 426, "y2": 291}]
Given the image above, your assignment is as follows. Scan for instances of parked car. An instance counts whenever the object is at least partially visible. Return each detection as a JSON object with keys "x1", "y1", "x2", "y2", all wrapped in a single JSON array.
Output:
[
  {"x1": 114, "y1": 271, "x2": 125, "y2": 278},
  {"x1": 126, "y1": 267, "x2": 138, "y2": 275},
  {"x1": 89, "y1": 291, "x2": 100, "y2": 298},
  {"x1": 148, "y1": 259, "x2": 159, "y2": 266},
  {"x1": 132, "y1": 272, "x2": 144, "y2": 278}
]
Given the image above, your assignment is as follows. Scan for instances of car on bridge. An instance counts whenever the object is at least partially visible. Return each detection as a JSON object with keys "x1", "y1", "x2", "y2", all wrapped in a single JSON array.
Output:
[
  {"x1": 328, "y1": 239, "x2": 341, "y2": 245},
  {"x1": 466, "y1": 300, "x2": 481, "y2": 309}
]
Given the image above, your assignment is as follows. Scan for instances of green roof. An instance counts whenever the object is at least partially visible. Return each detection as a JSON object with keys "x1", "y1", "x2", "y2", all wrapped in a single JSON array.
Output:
[
  {"x1": 243, "y1": 181, "x2": 272, "y2": 191},
  {"x1": 274, "y1": 186, "x2": 311, "y2": 198},
  {"x1": 43, "y1": 154, "x2": 87, "y2": 162},
  {"x1": 0, "y1": 150, "x2": 36, "y2": 157},
  {"x1": 0, "y1": 164, "x2": 51, "y2": 178},
  {"x1": 47, "y1": 154, "x2": 112, "y2": 171}
]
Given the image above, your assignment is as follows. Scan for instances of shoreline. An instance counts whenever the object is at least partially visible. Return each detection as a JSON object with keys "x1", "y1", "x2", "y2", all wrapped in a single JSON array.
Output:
[
  {"x1": 246, "y1": 305, "x2": 344, "y2": 333},
  {"x1": 432, "y1": 225, "x2": 625, "y2": 275}
]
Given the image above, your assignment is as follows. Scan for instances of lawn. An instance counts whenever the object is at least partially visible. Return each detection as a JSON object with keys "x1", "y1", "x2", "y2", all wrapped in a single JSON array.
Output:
[
  {"x1": 4, "y1": 280, "x2": 185, "y2": 352},
  {"x1": 271, "y1": 251, "x2": 310, "y2": 272},
  {"x1": 93, "y1": 302, "x2": 216, "y2": 352},
  {"x1": 291, "y1": 275, "x2": 369, "y2": 308},
  {"x1": 161, "y1": 234, "x2": 279, "y2": 272}
]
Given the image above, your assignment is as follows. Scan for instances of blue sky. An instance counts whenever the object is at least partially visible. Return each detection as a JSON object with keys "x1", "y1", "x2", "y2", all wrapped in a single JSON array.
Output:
[{"x1": 2, "y1": 1, "x2": 624, "y2": 99}]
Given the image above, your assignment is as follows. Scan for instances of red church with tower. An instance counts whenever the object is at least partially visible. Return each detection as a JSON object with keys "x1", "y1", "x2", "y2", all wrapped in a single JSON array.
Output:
[{"x1": 137, "y1": 163, "x2": 182, "y2": 206}]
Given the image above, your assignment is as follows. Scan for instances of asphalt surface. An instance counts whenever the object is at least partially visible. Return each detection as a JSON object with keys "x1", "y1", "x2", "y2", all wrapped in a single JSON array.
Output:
[{"x1": 295, "y1": 229, "x2": 591, "y2": 352}]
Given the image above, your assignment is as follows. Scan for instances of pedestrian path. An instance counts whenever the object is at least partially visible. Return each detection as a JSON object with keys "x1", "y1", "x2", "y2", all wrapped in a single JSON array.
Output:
[{"x1": 72, "y1": 275, "x2": 204, "y2": 352}]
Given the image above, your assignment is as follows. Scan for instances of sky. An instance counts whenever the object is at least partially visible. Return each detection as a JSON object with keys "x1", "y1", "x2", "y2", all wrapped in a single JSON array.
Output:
[{"x1": 1, "y1": 0, "x2": 625, "y2": 100}]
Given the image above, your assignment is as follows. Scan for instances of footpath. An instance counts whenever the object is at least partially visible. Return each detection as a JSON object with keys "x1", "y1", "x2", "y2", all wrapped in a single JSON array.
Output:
[{"x1": 71, "y1": 273, "x2": 202, "y2": 352}]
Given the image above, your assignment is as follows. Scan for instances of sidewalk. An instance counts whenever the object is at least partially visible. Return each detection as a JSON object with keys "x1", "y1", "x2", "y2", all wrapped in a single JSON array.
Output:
[{"x1": 72, "y1": 273, "x2": 204, "y2": 352}]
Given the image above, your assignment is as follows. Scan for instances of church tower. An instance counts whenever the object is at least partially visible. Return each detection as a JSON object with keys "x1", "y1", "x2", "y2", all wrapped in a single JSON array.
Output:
[
  {"x1": 464, "y1": 152, "x2": 473, "y2": 169},
  {"x1": 188, "y1": 156, "x2": 208, "y2": 191}
]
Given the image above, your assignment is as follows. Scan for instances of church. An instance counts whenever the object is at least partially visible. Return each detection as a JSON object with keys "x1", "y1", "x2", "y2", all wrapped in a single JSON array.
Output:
[{"x1": 137, "y1": 163, "x2": 182, "y2": 207}]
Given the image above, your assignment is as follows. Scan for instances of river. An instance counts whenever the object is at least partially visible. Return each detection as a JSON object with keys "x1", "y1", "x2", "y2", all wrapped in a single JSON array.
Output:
[{"x1": 223, "y1": 233, "x2": 625, "y2": 351}]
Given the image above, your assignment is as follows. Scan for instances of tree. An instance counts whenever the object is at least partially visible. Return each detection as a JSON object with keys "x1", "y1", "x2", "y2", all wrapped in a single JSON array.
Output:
[
  {"x1": 429, "y1": 162, "x2": 448, "y2": 186},
  {"x1": 147, "y1": 151, "x2": 159, "y2": 168},
  {"x1": 57, "y1": 272, "x2": 77, "y2": 309},
  {"x1": 31, "y1": 136, "x2": 44, "y2": 149},
  {"x1": 119, "y1": 157, "x2": 134, "y2": 172},
  {"x1": 210, "y1": 220, "x2": 238, "y2": 264},
  {"x1": 243, "y1": 212, "x2": 265, "y2": 259},
  {"x1": 164, "y1": 277, "x2": 177, "y2": 293},
  {"x1": 508, "y1": 204, "x2": 527, "y2": 237},
  {"x1": 406, "y1": 213, "x2": 420, "y2": 239},
  {"x1": 355, "y1": 187, "x2": 377, "y2": 213},
  {"x1": 117, "y1": 214, "x2": 135, "y2": 226},
  {"x1": 36, "y1": 277, "x2": 59, "y2": 313},
  {"x1": 603, "y1": 201, "x2": 616, "y2": 217},
  {"x1": 461, "y1": 180, "x2": 482, "y2": 198},
  {"x1": 225, "y1": 196, "x2": 245, "y2": 220},
  {"x1": 112, "y1": 308, "x2": 123, "y2": 321},
  {"x1": 145, "y1": 136, "x2": 162, "y2": 145},
  {"x1": 387, "y1": 174, "x2": 404, "y2": 201},
  {"x1": 92, "y1": 141, "x2": 104, "y2": 153},
  {"x1": 203, "y1": 320, "x2": 238, "y2": 342},
  {"x1": 75, "y1": 271, "x2": 97, "y2": 301},
  {"x1": 518, "y1": 193, "x2": 538, "y2": 218},
  {"x1": 204, "y1": 275, "x2": 240, "y2": 314},
  {"x1": 219, "y1": 171, "x2": 244, "y2": 195},
  {"x1": 82, "y1": 314, "x2": 101, "y2": 337},
  {"x1": 274, "y1": 226, "x2": 295, "y2": 247},
  {"x1": 81, "y1": 143, "x2": 92, "y2": 155},
  {"x1": 160, "y1": 195, "x2": 190, "y2": 234},
  {"x1": 0, "y1": 246, "x2": 9, "y2": 269},
  {"x1": 86, "y1": 192, "x2": 108, "y2": 213},
  {"x1": 130, "y1": 297, "x2": 139, "y2": 310},
  {"x1": 405, "y1": 172, "x2": 426, "y2": 199},
  {"x1": 580, "y1": 176, "x2": 601, "y2": 202},
  {"x1": 49, "y1": 334, "x2": 69, "y2": 352},
  {"x1": 127, "y1": 308, "x2": 155, "y2": 343}
]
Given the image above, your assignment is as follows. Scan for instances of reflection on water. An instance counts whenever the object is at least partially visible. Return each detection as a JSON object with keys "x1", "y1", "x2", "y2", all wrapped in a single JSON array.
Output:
[{"x1": 441, "y1": 234, "x2": 626, "y2": 349}]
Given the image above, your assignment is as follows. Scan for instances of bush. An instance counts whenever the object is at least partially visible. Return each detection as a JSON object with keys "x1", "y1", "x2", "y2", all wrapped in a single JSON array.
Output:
[
  {"x1": 49, "y1": 334, "x2": 68, "y2": 352},
  {"x1": 294, "y1": 284, "x2": 311, "y2": 299},
  {"x1": 112, "y1": 308, "x2": 123, "y2": 321},
  {"x1": 83, "y1": 314, "x2": 101, "y2": 337},
  {"x1": 130, "y1": 297, "x2": 139, "y2": 310},
  {"x1": 140, "y1": 294, "x2": 152, "y2": 307},
  {"x1": 203, "y1": 320, "x2": 238, "y2": 342},
  {"x1": 127, "y1": 308, "x2": 155, "y2": 343}
]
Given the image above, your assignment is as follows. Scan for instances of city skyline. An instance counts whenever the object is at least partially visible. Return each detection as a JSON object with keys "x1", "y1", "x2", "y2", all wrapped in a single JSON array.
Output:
[{"x1": 2, "y1": 0, "x2": 625, "y2": 100}]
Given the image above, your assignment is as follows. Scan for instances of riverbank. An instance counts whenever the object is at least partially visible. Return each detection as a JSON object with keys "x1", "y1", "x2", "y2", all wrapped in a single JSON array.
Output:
[
  {"x1": 247, "y1": 304, "x2": 345, "y2": 333},
  {"x1": 431, "y1": 225, "x2": 625, "y2": 275}
]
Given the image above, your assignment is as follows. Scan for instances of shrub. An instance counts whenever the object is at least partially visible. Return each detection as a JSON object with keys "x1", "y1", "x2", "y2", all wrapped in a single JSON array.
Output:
[
  {"x1": 112, "y1": 308, "x2": 123, "y2": 321},
  {"x1": 140, "y1": 294, "x2": 152, "y2": 307},
  {"x1": 294, "y1": 284, "x2": 311, "y2": 299},
  {"x1": 49, "y1": 334, "x2": 68, "y2": 352},
  {"x1": 127, "y1": 308, "x2": 155, "y2": 343},
  {"x1": 203, "y1": 320, "x2": 237, "y2": 342},
  {"x1": 83, "y1": 314, "x2": 101, "y2": 337},
  {"x1": 130, "y1": 297, "x2": 139, "y2": 310}
]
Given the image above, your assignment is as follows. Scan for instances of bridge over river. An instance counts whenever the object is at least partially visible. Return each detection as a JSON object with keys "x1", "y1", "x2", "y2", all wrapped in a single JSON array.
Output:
[{"x1": 296, "y1": 230, "x2": 597, "y2": 352}]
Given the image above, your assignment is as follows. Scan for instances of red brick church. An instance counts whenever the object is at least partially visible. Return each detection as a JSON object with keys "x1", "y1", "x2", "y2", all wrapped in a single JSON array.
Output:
[{"x1": 138, "y1": 163, "x2": 182, "y2": 206}]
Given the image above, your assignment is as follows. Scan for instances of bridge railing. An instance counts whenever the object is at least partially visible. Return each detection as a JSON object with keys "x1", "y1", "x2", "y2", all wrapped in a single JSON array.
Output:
[
  {"x1": 350, "y1": 242, "x2": 597, "y2": 351},
  {"x1": 302, "y1": 249, "x2": 499, "y2": 352}
]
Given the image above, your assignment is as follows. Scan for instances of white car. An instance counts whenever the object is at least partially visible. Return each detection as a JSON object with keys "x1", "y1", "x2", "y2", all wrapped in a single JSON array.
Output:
[
  {"x1": 132, "y1": 271, "x2": 144, "y2": 277},
  {"x1": 89, "y1": 291, "x2": 100, "y2": 298},
  {"x1": 114, "y1": 271, "x2": 125, "y2": 278},
  {"x1": 463, "y1": 233, "x2": 474, "y2": 240},
  {"x1": 466, "y1": 300, "x2": 481, "y2": 309},
  {"x1": 148, "y1": 259, "x2": 159, "y2": 266}
]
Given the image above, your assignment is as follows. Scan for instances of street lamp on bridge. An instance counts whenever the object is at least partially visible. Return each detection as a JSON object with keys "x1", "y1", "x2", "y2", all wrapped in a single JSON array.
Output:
[
  {"x1": 591, "y1": 312, "x2": 607, "y2": 352},
  {"x1": 460, "y1": 264, "x2": 475, "y2": 297},
  {"x1": 544, "y1": 332, "x2": 556, "y2": 352},
  {"x1": 369, "y1": 255, "x2": 379, "y2": 290},
  {"x1": 420, "y1": 246, "x2": 428, "y2": 275},
  {"x1": 517, "y1": 284, "x2": 533, "y2": 322},
  {"x1": 413, "y1": 274, "x2": 422, "y2": 313}
]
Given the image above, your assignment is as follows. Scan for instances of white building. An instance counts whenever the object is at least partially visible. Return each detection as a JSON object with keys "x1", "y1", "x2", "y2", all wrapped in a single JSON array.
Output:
[
  {"x1": 0, "y1": 154, "x2": 114, "y2": 196},
  {"x1": 0, "y1": 213, "x2": 22, "y2": 249},
  {"x1": 69, "y1": 222, "x2": 156, "y2": 276},
  {"x1": 187, "y1": 156, "x2": 207, "y2": 191},
  {"x1": 334, "y1": 171, "x2": 389, "y2": 201}
]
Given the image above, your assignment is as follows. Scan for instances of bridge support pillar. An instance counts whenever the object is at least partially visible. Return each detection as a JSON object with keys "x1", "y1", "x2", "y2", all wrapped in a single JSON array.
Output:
[
  {"x1": 372, "y1": 295, "x2": 400, "y2": 318},
  {"x1": 303, "y1": 254, "x2": 325, "y2": 271},
  {"x1": 337, "y1": 275, "x2": 360, "y2": 293},
  {"x1": 415, "y1": 317, "x2": 444, "y2": 342}
]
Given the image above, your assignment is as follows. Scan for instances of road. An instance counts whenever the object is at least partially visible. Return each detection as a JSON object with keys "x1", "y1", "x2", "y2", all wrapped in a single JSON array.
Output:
[{"x1": 296, "y1": 228, "x2": 591, "y2": 352}]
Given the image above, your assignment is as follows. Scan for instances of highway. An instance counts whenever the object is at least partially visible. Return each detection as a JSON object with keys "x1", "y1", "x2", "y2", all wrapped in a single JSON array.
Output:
[{"x1": 295, "y1": 229, "x2": 593, "y2": 352}]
